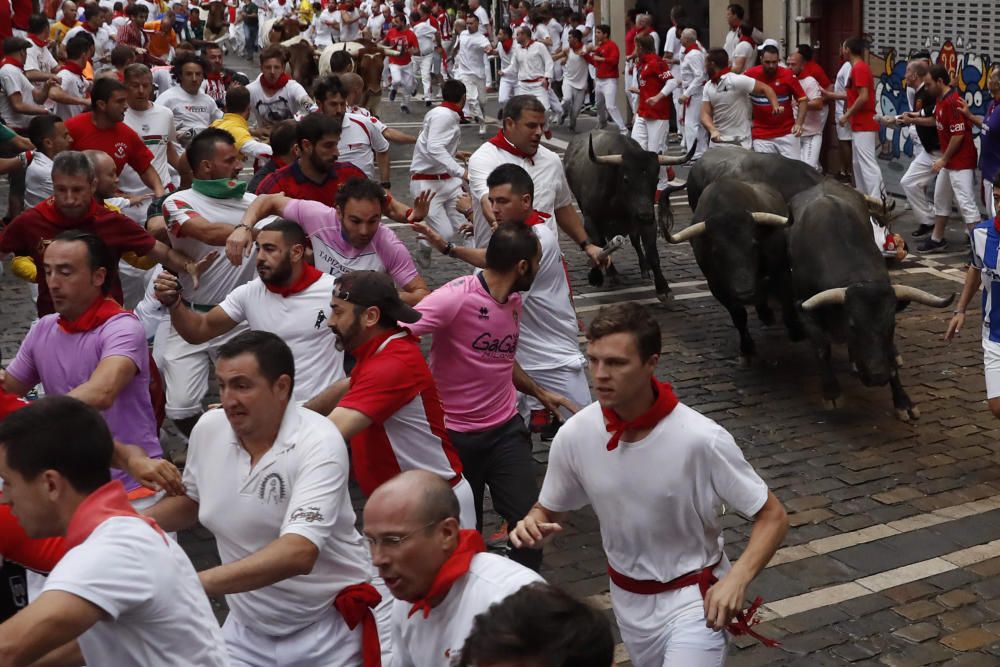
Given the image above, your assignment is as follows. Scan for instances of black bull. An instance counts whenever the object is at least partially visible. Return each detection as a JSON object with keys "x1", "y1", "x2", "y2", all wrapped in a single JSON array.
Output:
[{"x1": 563, "y1": 131, "x2": 694, "y2": 302}]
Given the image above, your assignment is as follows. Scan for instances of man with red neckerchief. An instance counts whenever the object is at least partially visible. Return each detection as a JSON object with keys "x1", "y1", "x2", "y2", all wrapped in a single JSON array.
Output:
[
  {"x1": 364, "y1": 470, "x2": 542, "y2": 666},
  {"x1": 745, "y1": 43, "x2": 807, "y2": 160},
  {"x1": 630, "y1": 33, "x2": 677, "y2": 195},
  {"x1": 583, "y1": 23, "x2": 627, "y2": 134},
  {"x1": 0, "y1": 395, "x2": 229, "y2": 666},
  {"x1": 247, "y1": 44, "x2": 318, "y2": 130},
  {"x1": 511, "y1": 302, "x2": 788, "y2": 667}
]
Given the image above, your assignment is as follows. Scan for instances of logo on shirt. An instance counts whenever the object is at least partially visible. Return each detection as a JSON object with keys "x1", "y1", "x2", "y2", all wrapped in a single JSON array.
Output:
[
  {"x1": 472, "y1": 332, "x2": 518, "y2": 359},
  {"x1": 478, "y1": 306, "x2": 489, "y2": 320},
  {"x1": 290, "y1": 506, "x2": 325, "y2": 523},
  {"x1": 113, "y1": 141, "x2": 127, "y2": 160},
  {"x1": 258, "y1": 472, "x2": 287, "y2": 504},
  {"x1": 314, "y1": 310, "x2": 327, "y2": 329}
]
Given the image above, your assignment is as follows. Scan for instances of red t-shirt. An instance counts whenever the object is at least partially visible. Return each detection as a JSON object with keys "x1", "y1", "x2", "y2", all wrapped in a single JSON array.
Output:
[
  {"x1": 846, "y1": 60, "x2": 879, "y2": 132},
  {"x1": 624, "y1": 26, "x2": 638, "y2": 57},
  {"x1": 801, "y1": 60, "x2": 831, "y2": 89},
  {"x1": 935, "y1": 89, "x2": 979, "y2": 171},
  {"x1": 338, "y1": 330, "x2": 464, "y2": 497},
  {"x1": 385, "y1": 27, "x2": 418, "y2": 66},
  {"x1": 636, "y1": 53, "x2": 671, "y2": 120},
  {"x1": 65, "y1": 113, "x2": 154, "y2": 176},
  {"x1": 254, "y1": 160, "x2": 366, "y2": 206},
  {"x1": 586, "y1": 40, "x2": 620, "y2": 79},
  {"x1": 0, "y1": 503, "x2": 66, "y2": 574},
  {"x1": 744, "y1": 65, "x2": 806, "y2": 140},
  {"x1": 0, "y1": 201, "x2": 156, "y2": 317}
]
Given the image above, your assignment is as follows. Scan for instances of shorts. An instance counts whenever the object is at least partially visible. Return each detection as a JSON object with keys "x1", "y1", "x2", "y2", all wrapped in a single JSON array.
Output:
[{"x1": 983, "y1": 336, "x2": 1000, "y2": 399}]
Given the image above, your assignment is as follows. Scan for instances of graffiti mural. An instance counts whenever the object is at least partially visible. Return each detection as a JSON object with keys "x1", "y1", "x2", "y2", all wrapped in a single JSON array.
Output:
[{"x1": 869, "y1": 40, "x2": 994, "y2": 159}]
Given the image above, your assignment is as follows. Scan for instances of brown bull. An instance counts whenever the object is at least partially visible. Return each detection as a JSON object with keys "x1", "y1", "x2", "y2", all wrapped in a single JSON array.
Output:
[{"x1": 204, "y1": 0, "x2": 228, "y2": 42}]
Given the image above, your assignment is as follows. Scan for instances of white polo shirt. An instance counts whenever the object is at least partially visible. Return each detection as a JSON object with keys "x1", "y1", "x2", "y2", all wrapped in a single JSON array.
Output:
[
  {"x1": 163, "y1": 189, "x2": 261, "y2": 305},
  {"x1": 218, "y1": 274, "x2": 344, "y2": 404},
  {"x1": 42, "y1": 516, "x2": 229, "y2": 666},
  {"x1": 410, "y1": 105, "x2": 463, "y2": 178},
  {"x1": 467, "y1": 139, "x2": 572, "y2": 246},
  {"x1": 184, "y1": 405, "x2": 373, "y2": 636},
  {"x1": 121, "y1": 103, "x2": 180, "y2": 195},
  {"x1": 517, "y1": 221, "x2": 583, "y2": 372},
  {"x1": 24, "y1": 151, "x2": 53, "y2": 208},
  {"x1": 49, "y1": 68, "x2": 90, "y2": 120},
  {"x1": 539, "y1": 401, "x2": 768, "y2": 589},
  {"x1": 24, "y1": 43, "x2": 57, "y2": 75},
  {"x1": 338, "y1": 110, "x2": 390, "y2": 180},
  {"x1": 390, "y1": 553, "x2": 543, "y2": 667},
  {"x1": 154, "y1": 86, "x2": 223, "y2": 139},
  {"x1": 703, "y1": 72, "x2": 756, "y2": 144},
  {"x1": 0, "y1": 62, "x2": 37, "y2": 129}
]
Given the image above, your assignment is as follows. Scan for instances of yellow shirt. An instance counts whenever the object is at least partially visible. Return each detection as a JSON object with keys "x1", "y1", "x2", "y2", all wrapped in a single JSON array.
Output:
[
  {"x1": 210, "y1": 113, "x2": 254, "y2": 151},
  {"x1": 298, "y1": 0, "x2": 314, "y2": 24},
  {"x1": 50, "y1": 20, "x2": 73, "y2": 44}
]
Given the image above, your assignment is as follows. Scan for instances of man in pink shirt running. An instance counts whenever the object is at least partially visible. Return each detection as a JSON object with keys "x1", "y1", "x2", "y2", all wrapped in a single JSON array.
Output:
[{"x1": 405, "y1": 221, "x2": 578, "y2": 571}]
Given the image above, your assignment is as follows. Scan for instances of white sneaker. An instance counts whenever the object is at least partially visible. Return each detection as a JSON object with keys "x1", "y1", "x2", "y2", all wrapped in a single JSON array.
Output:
[{"x1": 478, "y1": 123, "x2": 487, "y2": 136}]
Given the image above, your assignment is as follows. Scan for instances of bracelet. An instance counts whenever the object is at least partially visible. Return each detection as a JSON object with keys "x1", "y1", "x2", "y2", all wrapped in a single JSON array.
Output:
[
  {"x1": 954, "y1": 309, "x2": 965, "y2": 315},
  {"x1": 579, "y1": 239, "x2": 593, "y2": 251},
  {"x1": 441, "y1": 241, "x2": 454, "y2": 256},
  {"x1": 236, "y1": 223, "x2": 252, "y2": 233},
  {"x1": 405, "y1": 207, "x2": 414, "y2": 222}
]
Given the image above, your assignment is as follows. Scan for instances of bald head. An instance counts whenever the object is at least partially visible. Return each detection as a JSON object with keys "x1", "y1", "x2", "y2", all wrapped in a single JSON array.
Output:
[
  {"x1": 340, "y1": 72, "x2": 365, "y2": 104},
  {"x1": 368, "y1": 470, "x2": 460, "y2": 524},
  {"x1": 84, "y1": 149, "x2": 118, "y2": 199}
]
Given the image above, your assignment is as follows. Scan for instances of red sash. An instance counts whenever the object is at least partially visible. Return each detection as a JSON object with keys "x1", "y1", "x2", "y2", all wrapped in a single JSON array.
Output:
[{"x1": 334, "y1": 583, "x2": 383, "y2": 667}]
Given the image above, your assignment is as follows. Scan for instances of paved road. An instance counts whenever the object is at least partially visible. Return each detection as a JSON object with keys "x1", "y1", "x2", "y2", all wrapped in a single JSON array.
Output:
[{"x1": 4, "y1": 55, "x2": 1000, "y2": 665}]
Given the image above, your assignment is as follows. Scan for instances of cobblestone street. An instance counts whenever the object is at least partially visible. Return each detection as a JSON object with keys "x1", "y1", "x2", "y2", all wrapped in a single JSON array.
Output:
[{"x1": 3, "y1": 54, "x2": 1000, "y2": 664}]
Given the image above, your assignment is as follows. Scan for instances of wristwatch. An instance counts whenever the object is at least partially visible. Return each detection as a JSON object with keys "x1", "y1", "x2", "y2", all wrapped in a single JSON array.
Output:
[
  {"x1": 579, "y1": 239, "x2": 594, "y2": 251},
  {"x1": 441, "y1": 242, "x2": 455, "y2": 256}
]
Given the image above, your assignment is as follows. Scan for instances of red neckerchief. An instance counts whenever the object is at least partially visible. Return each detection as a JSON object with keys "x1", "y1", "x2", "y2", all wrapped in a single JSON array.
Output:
[
  {"x1": 263, "y1": 262, "x2": 323, "y2": 297},
  {"x1": 684, "y1": 42, "x2": 699, "y2": 54},
  {"x1": 60, "y1": 59, "x2": 86, "y2": 76},
  {"x1": 0, "y1": 56, "x2": 23, "y2": 70},
  {"x1": 27, "y1": 34, "x2": 48, "y2": 48},
  {"x1": 710, "y1": 65, "x2": 732, "y2": 84},
  {"x1": 260, "y1": 72, "x2": 291, "y2": 96},
  {"x1": 36, "y1": 196, "x2": 101, "y2": 224},
  {"x1": 993, "y1": 216, "x2": 1000, "y2": 234},
  {"x1": 739, "y1": 35, "x2": 756, "y2": 46},
  {"x1": 334, "y1": 583, "x2": 383, "y2": 667},
  {"x1": 83, "y1": 21, "x2": 99, "y2": 33},
  {"x1": 500, "y1": 37, "x2": 513, "y2": 53},
  {"x1": 524, "y1": 210, "x2": 550, "y2": 226},
  {"x1": 64, "y1": 480, "x2": 166, "y2": 550},
  {"x1": 488, "y1": 130, "x2": 535, "y2": 165},
  {"x1": 58, "y1": 295, "x2": 128, "y2": 334},
  {"x1": 408, "y1": 530, "x2": 486, "y2": 618},
  {"x1": 440, "y1": 100, "x2": 465, "y2": 120},
  {"x1": 602, "y1": 378, "x2": 679, "y2": 451}
]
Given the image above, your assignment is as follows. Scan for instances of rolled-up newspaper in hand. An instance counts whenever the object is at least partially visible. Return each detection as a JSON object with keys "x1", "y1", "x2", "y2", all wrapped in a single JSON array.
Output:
[{"x1": 598, "y1": 235, "x2": 628, "y2": 260}]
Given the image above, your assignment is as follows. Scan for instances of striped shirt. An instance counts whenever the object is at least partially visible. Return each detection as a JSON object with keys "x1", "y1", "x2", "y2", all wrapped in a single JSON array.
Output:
[{"x1": 972, "y1": 219, "x2": 1000, "y2": 343}]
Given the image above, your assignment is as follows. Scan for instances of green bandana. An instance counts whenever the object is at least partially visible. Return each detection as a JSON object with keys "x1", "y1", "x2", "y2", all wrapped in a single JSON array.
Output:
[{"x1": 192, "y1": 178, "x2": 248, "y2": 199}]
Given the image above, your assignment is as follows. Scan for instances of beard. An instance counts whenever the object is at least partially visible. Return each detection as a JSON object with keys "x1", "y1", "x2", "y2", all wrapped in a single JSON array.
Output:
[
  {"x1": 258, "y1": 253, "x2": 294, "y2": 285},
  {"x1": 309, "y1": 150, "x2": 335, "y2": 174},
  {"x1": 331, "y1": 317, "x2": 362, "y2": 352}
]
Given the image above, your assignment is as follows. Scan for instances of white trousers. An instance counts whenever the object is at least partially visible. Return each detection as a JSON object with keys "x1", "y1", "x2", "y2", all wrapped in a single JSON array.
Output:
[
  {"x1": 934, "y1": 167, "x2": 981, "y2": 225},
  {"x1": 612, "y1": 578, "x2": 727, "y2": 667},
  {"x1": 498, "y1": 77, "x2": 516, "y2": 112},
  {"x1": 517, "y1": 357, "x2": 591, "y2": 422},
  {"x1": 459, "y1": 74, "x2": 486, "y2": 121},
  {"x1": 162, "y1": 320, "x2": 249, "y2": 420},
  {"x1": 682, "y1": 94, "x2": 707, "y2": 159},
  {"x1": 753, "y1": 133, "x2": 801, "y2": 161},
  {"x1": 414, "y1": 54, "x2": 434, "y2": 98},
  {"x1": 673, "y1": 87, "x2": 684, "y2": 136},
  {"x1": 388, "y1": 63, "x2": 414, "y2": 105},
  {"x1": 222, "y1": 590, "x2": 393, "y2": 667},
  {"x1": 595, "y1": 77, "x2": 627, "y2": 133},
  {"x1": 409, "y1": 177, "x2": 465, "y2": 244},
  {"x1": 900, "y1": 148, "x2": 940, "y2": 226},
  {"x1": 632, "y1": 116, "x2": 671, "y2": 190},
  {"x1": 852, "y1": 130, "x2": 885, "y2": 199},
  {"x1": 799, "y1": 133, "x2": 823, "y2": 171},
  {"x1": 516, "y1": 80, "x2": 549, "y2": 112}
]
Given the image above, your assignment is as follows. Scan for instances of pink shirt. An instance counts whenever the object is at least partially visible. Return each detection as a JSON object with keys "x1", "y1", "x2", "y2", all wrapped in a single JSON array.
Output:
[
  {"x1": 406, "y1": 274, "x2": 521, "y2": 432},
  {"x1": 6, "y1": 313, "x2": 163, "y2": 492},
  {"x1": 283, "y1": 199, "x2": 419, "y2": 286}
]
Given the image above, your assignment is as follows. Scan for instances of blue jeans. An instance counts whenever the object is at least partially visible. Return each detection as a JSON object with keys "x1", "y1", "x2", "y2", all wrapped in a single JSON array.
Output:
[{"x1": 244, "y1": 23, "x2": 258, "y2": 56}]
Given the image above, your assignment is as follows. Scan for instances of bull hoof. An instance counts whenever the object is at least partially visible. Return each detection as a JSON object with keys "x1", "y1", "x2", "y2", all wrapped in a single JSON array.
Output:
[
  {"x1": 587, "y1": 267, "x2": 604, "y2": 287},
  {"x1": 656, "y1": 290, "x2": 674, "y2": 304},
  {"x1": 895, "y1": 405, "x2": 920, "y2": 421}
]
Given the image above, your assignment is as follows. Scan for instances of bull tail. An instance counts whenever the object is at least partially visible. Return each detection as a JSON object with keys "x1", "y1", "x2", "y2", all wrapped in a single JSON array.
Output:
[{"x1": 657, "y1": 182, "x2": 686, "y2": 241}]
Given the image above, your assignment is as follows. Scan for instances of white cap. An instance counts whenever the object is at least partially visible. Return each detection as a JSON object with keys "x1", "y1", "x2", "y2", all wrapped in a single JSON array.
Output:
[{"x1": 759, "y1": 38, "x2": 780, "y2": 50}]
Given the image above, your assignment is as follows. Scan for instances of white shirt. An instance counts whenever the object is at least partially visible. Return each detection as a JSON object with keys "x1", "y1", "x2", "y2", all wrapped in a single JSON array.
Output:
[
  {"x1": 269, "y1": 0, "x2": 293, "y2": 18},
  {"x1": 562, "y1": 48, "x2": 588, "y2": 90},
  {"x1": 390, "y1": 553, "x2": 542, "y2": 667},
  {"x1": 473, "y1": 5, "x2": 489, "y2": 32},
  {"x1": 43, "y1": 516, "x2": 229, "y2": 667},
  {"x1": 151, "y1": 65, "x2": 173, "y2": 97},
  {"x1": 24, "y1": 43, "x2": 57, "y2": 75},
  {"x1": 539, "y1": 401, "x2": 768, "y2": 585},
  {"x1": 412, "y1": 19, "x2": 437, "y2": 56},
  {"x1": 505, "y1": 41, "x2": 553, "y2": 82},
  {"x1": 366, "y1": 12, "x2": 386, "y2": 39},
  {"x1": 48, "y1": 68, "x2": 89, "y2": 120},
  {"x1": 154, "y1": 86, "x2": 223, "y2": 139},
  {"x1": 796, "y1": 75, "x2": 827, "y2": 137},
  {"x1": 454, "y1": 30, "x2": 491, "y2": 79},
  {"x1": 65, "y1": 24, "x2": 114, "y2": 63},
  {"x1": 184, "y1": 405, "x2": 373, "y2": 635},
  {"x1": 723, "y1": 28, "x2": 739, "y2": 60},
  {"x1": 0, "y1": 63, "x2": 37, "y2": 129},
  {"x1": 835, "y1": 61, "x2": 852, "y2": 119},
  {"x1": 313, "y1": 8, "x2": 338, "y2": 47},
  {"x1": 733, "y1": 40, "x2": 757, "y2": 71},
  {"x1": 121, "y1": 103, "x2": 180, "y2": 194},
  {"x1": 517, "y1": 222, "x2": 584, "y2": 371},
  {"x1": 545, "y1": 18, "x2": 561, "y2": 54},
  {"x1": 248, "y1": 76, "x2": 317, "y2": 127},
  {"x1": 410, "y1": 105, "x2": 463, "y2": 177},
  {"x1": 338, "y1": 8, "x2": 362, "y2": 41},
  {"x1": 679, "y1": 46, "x2": 707, "y2": 98},
  {"x1": 497, "y1": 39, "x2": 515, "y2": 82},
  {"x1": 338, "y1": 109, "x2": 390, "y2": 180},
  {"x1": 24, "y1": 151, "x2": 53, "y2": 207},
  {"x1": 664, "y1": 26, "x2": 681, "y2": 60},
  {"x1": 703, "y1": 72, "x2": 756, "y2": 142},
  {"x1": 467, "y1": 140, "x2": 572, "y2": 245},
  {"x1": 219, "y1": 274, "x2": 344, "y2": 404},
  {"x1": 583, "y1": 10, "x2": 594, "y2": 43},
  {"x1": 163, "y1": 189, "x2": 261, "y2": 305}
]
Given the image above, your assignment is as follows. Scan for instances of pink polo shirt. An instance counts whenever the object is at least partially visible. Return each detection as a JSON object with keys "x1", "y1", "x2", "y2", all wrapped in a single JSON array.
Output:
[{"x1": 406, "y1": 274, "x2": 521, "y2": 433}]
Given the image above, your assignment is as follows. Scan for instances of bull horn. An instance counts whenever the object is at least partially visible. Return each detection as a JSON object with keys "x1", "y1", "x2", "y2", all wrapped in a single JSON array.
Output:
[
  {"x1": 657, "y1": 140, "x2": 698, "y2": 166},
  {"x1": 891, "y1": 285, "x2": 955, "y2": 308},
  {"x1": 751, "y1": 212, "x2": 789, "y2": 226},
  {"x1": 863, "y1": 194, "x2": 897, "y2": 212},
  {"x1": 588, "y1": 134, "x2": 624, "y2": 165},
  {"x1": 667, "y1": 221, "x2": 706, "y2": 243},
  {"x1": 801, "y1": 287, "x2": 848, "y2": 310}
]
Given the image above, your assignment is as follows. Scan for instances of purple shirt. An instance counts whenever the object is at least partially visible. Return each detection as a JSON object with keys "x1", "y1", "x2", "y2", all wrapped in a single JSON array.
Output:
[
  {"x1": 406, "y1": 274, "x2": 521, "y2": 433},
  {"x1": 7, "y1": 313, "x2": 162, "y2": 491},
  {"x1": 981, "y1": 99, "x2": 1000, "y2": 183},
  {"x1": 283, "y1": 199, "x2": 420, "y2": 286}
]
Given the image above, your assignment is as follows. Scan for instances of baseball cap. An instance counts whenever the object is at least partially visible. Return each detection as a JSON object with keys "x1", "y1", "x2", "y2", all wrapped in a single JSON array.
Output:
[{"x1": 334, "y1": 270, "x2": 422, "y2": 324}]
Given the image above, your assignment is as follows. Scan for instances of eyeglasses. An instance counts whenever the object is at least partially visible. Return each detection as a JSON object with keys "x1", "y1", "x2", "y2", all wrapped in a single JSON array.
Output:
[{"x1": 364, "y1": 521, "x2": 439, "y2": 550}]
